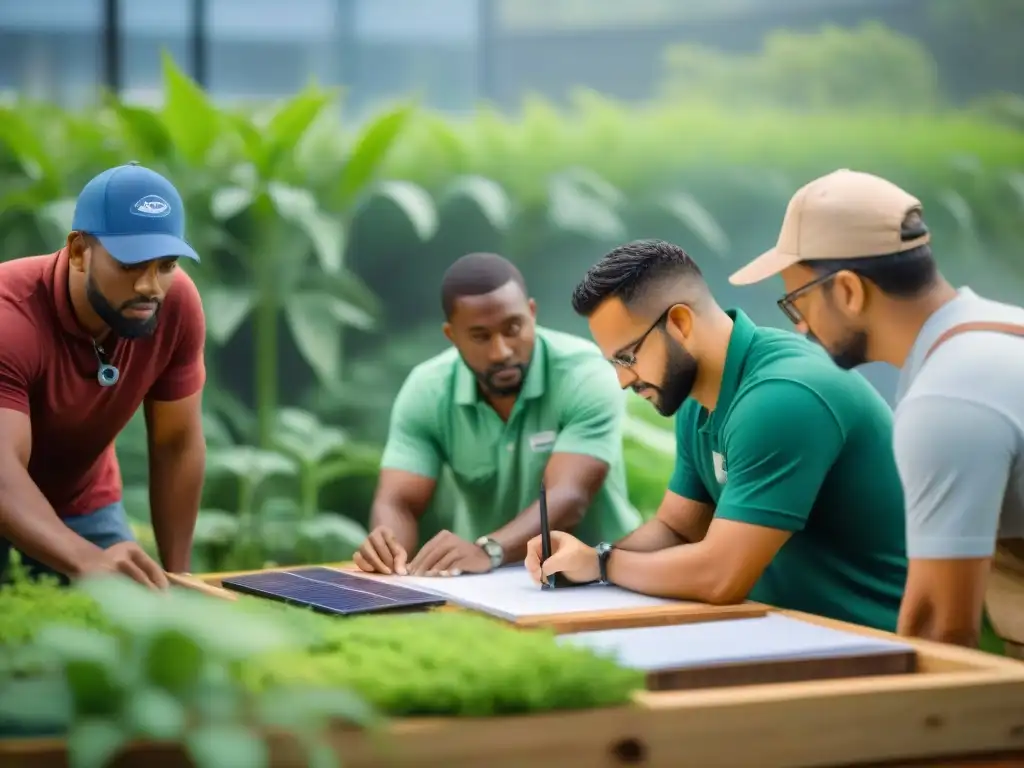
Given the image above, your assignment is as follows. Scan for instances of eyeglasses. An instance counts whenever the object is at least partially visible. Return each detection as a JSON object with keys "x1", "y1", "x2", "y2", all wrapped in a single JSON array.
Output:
[
  {"x1": 777, "y1": 271, "x2": 838, "y2": 325},
  {"x1": 609, "y1": 306, "x2": 674, "y2": 369}
]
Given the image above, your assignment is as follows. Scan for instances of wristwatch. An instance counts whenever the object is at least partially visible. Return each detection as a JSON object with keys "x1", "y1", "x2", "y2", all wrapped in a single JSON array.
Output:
[
  {"x1": 595, "y1": 541, "x2": 614, "y2": 585},
  {"x1": 475, "y1": 536, "x2": 504, "y2": 571}
]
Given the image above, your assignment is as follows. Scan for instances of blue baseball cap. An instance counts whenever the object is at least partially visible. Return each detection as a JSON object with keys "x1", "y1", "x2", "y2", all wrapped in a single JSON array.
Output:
[{"x1": 71, "y1": 162, "x2": 200, "y2": 265}]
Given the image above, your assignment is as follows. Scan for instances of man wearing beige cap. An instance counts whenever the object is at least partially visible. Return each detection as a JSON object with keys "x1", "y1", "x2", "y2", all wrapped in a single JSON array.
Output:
[{"x1": 730, "y1": 168, "x2": 1024, "y2": 653}]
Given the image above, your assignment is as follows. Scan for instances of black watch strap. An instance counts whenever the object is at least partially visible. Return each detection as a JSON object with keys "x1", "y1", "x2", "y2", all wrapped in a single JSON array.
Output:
[{"x1": 596, "y1": 541, "x2": 614, "y2": 584}]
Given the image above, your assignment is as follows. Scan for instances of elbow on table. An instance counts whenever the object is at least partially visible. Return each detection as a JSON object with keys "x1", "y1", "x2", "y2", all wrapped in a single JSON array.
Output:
[
  {"x1": 703, "y1": 567, "x2": 757, "y2": 606},
  {"x1": 704, "y1": 582, "x2": 751, "y2": 606}
]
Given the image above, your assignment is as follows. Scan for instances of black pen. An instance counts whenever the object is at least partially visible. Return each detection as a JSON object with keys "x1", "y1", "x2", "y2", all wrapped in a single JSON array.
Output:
[{"x1": 539, "y1": 480, "x2": 559, "y2": 589}]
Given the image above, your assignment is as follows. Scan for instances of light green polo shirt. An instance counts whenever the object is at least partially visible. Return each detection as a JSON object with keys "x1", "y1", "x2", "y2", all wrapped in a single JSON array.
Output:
[
  {"x1": 380, "y1": 327, "x2": 642, "y2": 546},
  {"x1": 670, "y1": 309, "x2": 908, "y2": 631}
]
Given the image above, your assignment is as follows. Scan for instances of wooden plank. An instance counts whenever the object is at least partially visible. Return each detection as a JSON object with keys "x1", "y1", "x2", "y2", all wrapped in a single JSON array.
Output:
[
  {"x1": 514, "y1": 600, "x2": 766, "y2": 633},
  {"x1": 644, "y1": 648, "x2": 916, "y2": 691},
  {"x1": 4, "y1": 653, "x2": 1024, "y2": 767},
  {"x1": 558, "y1": 614, "x2": 920, "y2": 690},
  {"x1": 165, "y1": 572, "x2": 238, "y2": 601}
]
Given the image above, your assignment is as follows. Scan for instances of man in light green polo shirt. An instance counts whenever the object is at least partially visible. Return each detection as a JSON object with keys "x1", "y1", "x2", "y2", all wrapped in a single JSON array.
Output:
[
  {"x1": 355, "y1": 252, "x2": 641, "y2": 578},
  {"x1": 525, "y1": 239, "x2": 908, "y2": 631}
]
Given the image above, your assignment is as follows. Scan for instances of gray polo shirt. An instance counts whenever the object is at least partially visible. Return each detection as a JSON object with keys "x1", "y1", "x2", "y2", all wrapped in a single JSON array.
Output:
[{"x1": 894, "y1": 287, "x2": 1024, "y2": 559}]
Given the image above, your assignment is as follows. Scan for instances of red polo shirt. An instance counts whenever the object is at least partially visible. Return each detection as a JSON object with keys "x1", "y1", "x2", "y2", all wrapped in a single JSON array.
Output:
[{"x1": 0, "y1": 249, "x2": 206, "y2": 517}]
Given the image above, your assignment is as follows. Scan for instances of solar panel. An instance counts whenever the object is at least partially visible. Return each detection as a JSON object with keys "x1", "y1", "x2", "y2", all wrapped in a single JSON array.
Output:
[{"x1": 220, "y1": 567, "x2": 448, "y2": 617}]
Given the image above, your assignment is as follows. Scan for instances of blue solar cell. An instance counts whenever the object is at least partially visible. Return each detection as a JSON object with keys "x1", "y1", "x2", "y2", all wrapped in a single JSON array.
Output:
[
  {"x1": 296, "y1": 567, "x2": 444, "y2": 601},
  {"x1": 221, "y1": 568, "x2": 446, "y2": 617}
]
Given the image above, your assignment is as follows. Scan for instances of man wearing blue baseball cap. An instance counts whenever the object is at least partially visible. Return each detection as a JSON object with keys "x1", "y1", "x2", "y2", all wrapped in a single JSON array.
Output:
[{"x1": 0, "y1": 162, "x2": 208, "y2": 589}]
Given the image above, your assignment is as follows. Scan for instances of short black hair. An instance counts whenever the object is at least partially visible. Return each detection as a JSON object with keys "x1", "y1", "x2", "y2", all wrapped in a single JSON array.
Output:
[
  {"x1": 441, "y1": 252, "x2": 527, "y2": 319},
  {"x1": 804, "y1": 212, "x2": 938, "y2": 298},
  {"x1": 571, "y1": 239, "x2": 707, "y2": 317}
]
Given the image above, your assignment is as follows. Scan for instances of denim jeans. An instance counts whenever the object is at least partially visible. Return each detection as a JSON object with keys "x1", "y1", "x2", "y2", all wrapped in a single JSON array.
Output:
[{"x1": 0, "y1": 501, "x2": 135, "y2": 585}]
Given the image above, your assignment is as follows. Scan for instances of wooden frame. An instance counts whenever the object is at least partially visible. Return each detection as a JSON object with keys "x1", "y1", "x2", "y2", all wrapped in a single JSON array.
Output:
[{"x1": 4, "y1": 564, "x2": 1024, "y2": 767}]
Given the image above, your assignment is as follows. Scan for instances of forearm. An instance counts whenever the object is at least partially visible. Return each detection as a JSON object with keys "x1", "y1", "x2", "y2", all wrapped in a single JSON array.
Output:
[
  {"x1": 897, "y1": 596, "x2": 980, "y2": 648},
  {"x1": 490, "y1": 485, "x2": 588, "y2": 565},
  {"x1": 615, "y1": 518, "x2": 684, "y2": 552},
  {"x1": 0, "y1": 465, "x2": 101, "y2": 576},
  {"x1": 606, "y1": 542, "x2": 731, "y2": 603},
  {"x1": 370, "y1": 501, "x2": 419, "y2": 554},
  {"x1": 148, "y1": 436, "x2": 205, "y2": 572}
]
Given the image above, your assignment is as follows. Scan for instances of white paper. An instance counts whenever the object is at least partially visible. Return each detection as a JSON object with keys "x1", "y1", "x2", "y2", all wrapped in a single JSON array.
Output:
[
  {"x1": 350, "y1": 564, "x2": 690, "y2": 621},
  {"x1": 557, "y1": 614, "x2": 915, "y2": 670}
]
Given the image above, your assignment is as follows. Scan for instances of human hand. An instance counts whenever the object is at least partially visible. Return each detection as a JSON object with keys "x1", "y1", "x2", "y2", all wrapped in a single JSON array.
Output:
[
  {"x1": 524, "y1": 531, "x2": 599, "y2": 586},
  {"x1": 354, "y1": 526, "x2": 409, "y2": 575},
  {"x1": 407, "y1": 530, "x2": 491, "y2": 577},
  {"x1": 79, "y1": 542, "x2": 170, "y2": 590}
]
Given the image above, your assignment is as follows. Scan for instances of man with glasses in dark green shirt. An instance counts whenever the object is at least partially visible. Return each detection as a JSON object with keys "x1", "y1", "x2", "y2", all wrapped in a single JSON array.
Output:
[{"x1": 526, "y1": 239, "x2": 908, "y2": 631}]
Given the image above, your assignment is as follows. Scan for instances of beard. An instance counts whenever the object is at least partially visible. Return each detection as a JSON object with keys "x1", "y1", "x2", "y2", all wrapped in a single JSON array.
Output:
[
  {"x1": 808, "y1": 329, "x2": 869, "y2": 370},
  {"x1": 86, "y1": 272, "x2": 160, "y2": 339},
  {"x1": 633, "y1": 341, "x2": 699, "y2": 417},
  {"x1": 472, "y1": 360, "x2": 531, "y2": 398}
]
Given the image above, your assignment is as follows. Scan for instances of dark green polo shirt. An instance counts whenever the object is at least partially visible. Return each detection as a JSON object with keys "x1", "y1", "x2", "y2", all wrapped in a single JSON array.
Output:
[
  {"x1": 670, "y1": 309, "x2": 908, "y2": 631},
  {"x1": 380, "y1": 327, "x2": 642, "y2": 546}
]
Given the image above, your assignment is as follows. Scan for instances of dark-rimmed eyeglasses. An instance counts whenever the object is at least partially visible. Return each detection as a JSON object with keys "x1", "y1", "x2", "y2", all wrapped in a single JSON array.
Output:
[
  {"x1": 777, "y1": 271, "x2": 839, "y2": 325},
  {"x1": 608, "y1": 306, "x2": 674, "y2": 369}
]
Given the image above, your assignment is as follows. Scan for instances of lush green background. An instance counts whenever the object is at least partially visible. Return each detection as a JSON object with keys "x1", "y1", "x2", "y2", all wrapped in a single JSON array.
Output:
[{"x1": 2, "y1": 23, "x2": 1022, "y2": 572}]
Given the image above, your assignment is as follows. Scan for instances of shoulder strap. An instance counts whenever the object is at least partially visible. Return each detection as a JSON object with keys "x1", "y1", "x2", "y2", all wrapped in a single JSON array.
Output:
[{"x1": 924, "y1": 321, "x2": 1024, "y2": 362}]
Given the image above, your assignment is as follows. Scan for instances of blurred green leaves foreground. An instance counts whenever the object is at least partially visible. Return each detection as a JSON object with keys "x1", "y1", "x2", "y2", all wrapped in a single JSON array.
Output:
[{"x1": 1, "y1": 29, "x2": 1022, "y2": 573}]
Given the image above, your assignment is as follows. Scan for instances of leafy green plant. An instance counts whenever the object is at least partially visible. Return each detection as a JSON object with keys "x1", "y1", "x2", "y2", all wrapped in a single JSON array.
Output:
[
  {"x1": 0, "y1": 561, "x2": 377, "y2": 767},
  {"x1": 0, "y1": 566, "x2": 644, "y2": 755}
]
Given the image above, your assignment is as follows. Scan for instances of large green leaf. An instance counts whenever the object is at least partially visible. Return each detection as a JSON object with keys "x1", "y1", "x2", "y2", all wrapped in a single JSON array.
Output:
[
  {"x1": 259, "y1": 85, "x2": 336, "y2": 178},
  {"x1": 439, "y1": 175, "x2": 513, "y2": 230},
  {"x1": 205, "y1": 445, "x2": 298, "y2": 486},
  {"x1": 68, "y1": 720, "x2": 128, "y2": 768},
  {"x1": 273, "y1": 408, "x2": 348, "y2": 465},
  {"x1": 297, "y1": 514, "x2": 369, "y2": 553},
  {"x1": 0, "y1": 107, "x2": 62, "y2": 196},
  {"x1": 334, "y1": 103, "x2": 414, "y2": 208},
  {"x1": 284, "y1": 293, "x2": 345, "y2": 386},
  {"x1": 143, "y1": 629, "x2": 205, "y2": 695},
  {"x1": 658, "y1": 192, "x2": 730, "y2": 256},
  {"x1": 255, "y1": 686, "x2": 377, "y2": 731},
  {"x1": 112, "y1": 103, "x2": 174, "y2": 160},
  {"x1": 210, "y1": 185, "x2": 255, "y2": 222},
  {"x1": 365, "y1": 180, "x2": 438, "y2": 241},
  {"x1": 125, "y1": 686, "x2": 187, "y2": 741},
  {"x1": 160, "y1": 52, "x2": 221, "y2": 166},
  {"x1": 39, "y1": 197, "x2": 77, "y2": 240},
  {"x1": 0, "y1": 676, "x2": 72, "y2": 730},
  {"x1": 547, "y1": 169, "x2": 626, "y2": 241},
  {"x1": 202, "y1": 286, "x2": 256, "y2": 346},
  {"x1": 187, "y1": 724, "x2": 269, "y2": 768},
  {"x1": 268, "y1": 182, "x2": 346, "y2": 274}
]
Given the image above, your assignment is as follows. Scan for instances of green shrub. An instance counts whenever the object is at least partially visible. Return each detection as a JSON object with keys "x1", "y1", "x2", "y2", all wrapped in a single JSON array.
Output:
[{"x1": 0, "y1": 571, "x2": 644, "y2": 728}]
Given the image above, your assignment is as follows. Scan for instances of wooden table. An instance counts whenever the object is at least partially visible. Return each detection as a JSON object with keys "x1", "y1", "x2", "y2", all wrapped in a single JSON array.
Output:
[{"x1": 4, "y1": 562, "x2": 1024, "y2": 768}]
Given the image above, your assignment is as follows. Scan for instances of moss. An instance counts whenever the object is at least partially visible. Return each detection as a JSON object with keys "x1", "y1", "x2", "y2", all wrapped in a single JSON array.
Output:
[
  {"x1": 0, "y1": 577, "x2": 643, "y2": 718},
  {"x1": 240, "y1": 612, "x2": 643, "y2": 716}
]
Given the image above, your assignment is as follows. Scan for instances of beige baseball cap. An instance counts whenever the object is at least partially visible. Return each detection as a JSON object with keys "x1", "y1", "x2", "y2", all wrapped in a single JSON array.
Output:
[{"x1": 728, "y1": 169, "x2": 930, "y2": 286}]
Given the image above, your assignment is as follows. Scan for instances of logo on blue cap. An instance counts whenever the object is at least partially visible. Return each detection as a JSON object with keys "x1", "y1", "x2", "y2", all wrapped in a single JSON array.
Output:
[{"x1": 131, "y1": 195, "x2": 171, "y2": 218}]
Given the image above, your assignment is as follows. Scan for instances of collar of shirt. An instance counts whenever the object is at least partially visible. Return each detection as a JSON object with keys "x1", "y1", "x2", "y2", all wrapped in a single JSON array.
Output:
[{"x1": 703, "y1": 308, "x2": 757, "y2": 436}]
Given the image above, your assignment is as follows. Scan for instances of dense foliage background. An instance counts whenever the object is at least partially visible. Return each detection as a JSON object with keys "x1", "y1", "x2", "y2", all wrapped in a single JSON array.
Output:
[{"x1": 2, "y1": 21, "x2": 1022, "y2": 572}]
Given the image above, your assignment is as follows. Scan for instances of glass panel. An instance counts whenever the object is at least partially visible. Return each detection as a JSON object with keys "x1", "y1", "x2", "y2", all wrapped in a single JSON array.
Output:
[
  {"x1": 0, "y1": 0, "x2": 103, "y2": 107},
  {"x1": 120, "y1": 0, "x2": 191, "y2": 106}
]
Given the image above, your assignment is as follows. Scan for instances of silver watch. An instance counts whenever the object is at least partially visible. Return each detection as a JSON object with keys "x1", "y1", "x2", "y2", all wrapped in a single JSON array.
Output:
[{"x1": 475, "y1": 536, "x2": 504, "y2": 571}]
